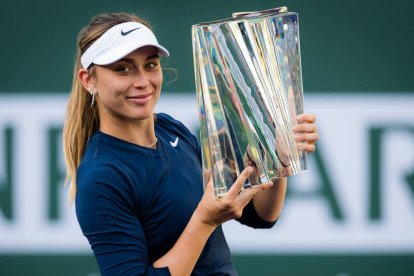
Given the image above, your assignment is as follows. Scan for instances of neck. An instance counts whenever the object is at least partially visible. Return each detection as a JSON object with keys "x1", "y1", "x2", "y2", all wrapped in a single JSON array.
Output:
[{"x1": 99, "y1": 114, "x2": 157, "y2": 148}]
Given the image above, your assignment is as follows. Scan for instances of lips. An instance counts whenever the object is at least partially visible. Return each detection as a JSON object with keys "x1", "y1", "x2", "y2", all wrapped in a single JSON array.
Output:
[{"x1": 126, "y1": 92, "x2": 153, "y2": 104}]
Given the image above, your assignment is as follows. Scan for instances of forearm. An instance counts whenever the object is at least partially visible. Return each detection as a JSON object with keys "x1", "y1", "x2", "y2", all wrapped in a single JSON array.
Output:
[
  {"x1": 252, "y1": 177, "x2": 287, "y2": 222},
  {"x1": 153, "y1": 167, "x2": 274, "y2": 274},
  {"x1": 153, "y1": 210, "x2": 216, "y2": 276}
]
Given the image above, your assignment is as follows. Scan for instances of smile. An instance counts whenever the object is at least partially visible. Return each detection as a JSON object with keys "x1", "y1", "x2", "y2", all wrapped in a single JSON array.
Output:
[{"x1": 125, "y1": 93, "x2": 153, "y2": 104}]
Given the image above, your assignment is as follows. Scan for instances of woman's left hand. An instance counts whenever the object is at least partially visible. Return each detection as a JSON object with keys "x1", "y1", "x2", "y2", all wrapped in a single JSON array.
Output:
[{"x1": 293, "y1": 113, "x2": 319, "y2": 153}]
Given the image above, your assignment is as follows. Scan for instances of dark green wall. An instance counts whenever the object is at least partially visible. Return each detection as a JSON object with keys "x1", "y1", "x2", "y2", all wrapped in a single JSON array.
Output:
[{"x1": 0, "y1": 0, "x2": 413, "y2": 93}]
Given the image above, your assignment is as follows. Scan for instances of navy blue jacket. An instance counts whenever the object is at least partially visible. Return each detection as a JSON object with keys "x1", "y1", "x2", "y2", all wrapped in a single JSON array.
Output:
[{"x1": 75, "y1": 113, "x2": 275, "y2": 275}]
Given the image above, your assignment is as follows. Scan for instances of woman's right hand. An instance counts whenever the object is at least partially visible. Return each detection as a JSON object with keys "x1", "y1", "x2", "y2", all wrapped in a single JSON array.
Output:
[
  {"x1": 155, "y1": 167, "x2": 273, "y2": 274},
  {"x1": 195, "y1": 167, "x2": 274, "y2": 227}
]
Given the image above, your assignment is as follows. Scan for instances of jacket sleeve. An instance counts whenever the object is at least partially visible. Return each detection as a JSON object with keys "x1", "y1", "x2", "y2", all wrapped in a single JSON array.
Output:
[
  {"x1": 236, "y1": 200, "x2": 277, "y2": 229},
  {"x1": 75, "y1": 169, "x2": 171, "y2": 276}
]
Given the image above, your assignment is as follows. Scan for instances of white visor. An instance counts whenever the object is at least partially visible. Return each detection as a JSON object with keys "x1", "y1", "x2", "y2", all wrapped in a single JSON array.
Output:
[{"x1": 80, "y1": 22, "x2": 169, "y2": 69}]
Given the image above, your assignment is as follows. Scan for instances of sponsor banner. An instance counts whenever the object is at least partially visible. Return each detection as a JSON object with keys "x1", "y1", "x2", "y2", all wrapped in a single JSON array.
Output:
[{"x1": 0, "y1": 93, "x2": 413, "y2": 253}]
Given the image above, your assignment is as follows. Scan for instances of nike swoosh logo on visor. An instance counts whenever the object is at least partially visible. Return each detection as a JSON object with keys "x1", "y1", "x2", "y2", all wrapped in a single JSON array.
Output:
[{"x1": 121, "y1": 27, "x2": 140, "y2": 36}]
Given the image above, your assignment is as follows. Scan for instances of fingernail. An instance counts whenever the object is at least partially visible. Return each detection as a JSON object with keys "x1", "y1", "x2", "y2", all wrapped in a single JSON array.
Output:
[{"x1": 296, "y1": 115, "x2": 302, "y2": 122}]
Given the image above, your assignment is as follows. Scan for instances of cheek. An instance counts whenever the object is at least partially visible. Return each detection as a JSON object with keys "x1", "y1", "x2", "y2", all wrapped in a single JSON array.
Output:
[
  {"x1": 97, "y1": 84, "x2": 126, "y2": 108},
  {"x1": 96, "y1": 72, "x2": 130, "y2": 93},
  {"x1": 154, "y1": 74, "x2": 163, "y2": 91},
  {"x1": 103, "y1": 78, "x2": 128, "y2": 92}
]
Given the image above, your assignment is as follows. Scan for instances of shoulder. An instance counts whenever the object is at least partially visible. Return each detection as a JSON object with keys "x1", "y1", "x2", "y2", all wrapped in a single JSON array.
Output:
[
  {"x1": 78, "y1": 135, "x2": 132, "y2": 188},
  {"x1": 76, "y1": 159, "x2": 144, "y2": 220},
  {"x1": 156, "y1": 113, "x2": 193, "y2": 136},
  {"x1": 155, "y1": 113, "x2": 199, "y2": 149},
  {"x1": 77, "y1": 149, "x2": 143, "y2": 199},
  {"x1": 76, "y1": 158, "x2": 131, "y2": 197}
]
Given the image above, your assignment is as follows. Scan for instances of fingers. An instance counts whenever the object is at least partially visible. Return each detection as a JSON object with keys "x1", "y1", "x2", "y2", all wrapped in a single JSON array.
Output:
[
  {"x1": 294, "y1": 132, "x2": 319, "y2": 143},
  {"x1": 295, "y1": 113, "x2": 319, "y2": 153},
  {"x1": 297, "y1": 113, "x2": 316, "y2": 123},
  {"x1": 211, "y1": 166, "x2": 273, "y2": 205},
  {"x1": 237, "y1": 181, "x2": 273, "y2": 203},
  {"x1": 203, "y1": 169, "x2": 212, "y2": 184},
  {"x1": 295, "y1": 130, "x2": 318, "y2": 153},
  {"x1": 297, "y1": 142, "x2": 316, "y2": 152},
  {"x1": 293, "y1": 123, "x2": 317, "y2": 134},
  {"x1": 203, "y1": 171, "x2": 215, "y2": 194},
  {"x1": 227, "y1": 167, "x2": 253, "y2": 199}
]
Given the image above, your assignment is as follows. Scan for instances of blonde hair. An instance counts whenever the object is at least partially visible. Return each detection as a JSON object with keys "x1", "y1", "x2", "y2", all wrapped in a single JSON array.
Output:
[{"x1": 63, "y1": 12, "x2": 152, "y2": 202}]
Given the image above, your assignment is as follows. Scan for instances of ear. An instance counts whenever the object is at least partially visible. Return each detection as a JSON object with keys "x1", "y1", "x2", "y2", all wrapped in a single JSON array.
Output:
[{"x1": 78, "y1": 68, "x2": 95, "y2": 92}]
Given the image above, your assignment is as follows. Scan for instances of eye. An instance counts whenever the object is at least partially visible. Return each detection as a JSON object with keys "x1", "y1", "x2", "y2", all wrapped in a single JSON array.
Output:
[
  {"x1": 116, "y1": 65, "x2": 132, "y2": 73},
  {"x1": 145, "y1": 61, "x2": 159, "y2": 71}
]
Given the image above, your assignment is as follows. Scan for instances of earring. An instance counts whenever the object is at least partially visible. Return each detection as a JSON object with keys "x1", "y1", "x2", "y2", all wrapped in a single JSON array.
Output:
[{"x1": 90, "y1": 89, "x2": 96, "y2": 108}]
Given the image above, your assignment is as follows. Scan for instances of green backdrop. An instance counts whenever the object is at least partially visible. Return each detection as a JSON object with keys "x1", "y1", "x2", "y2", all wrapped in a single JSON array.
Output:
[
  {"x1": 0, "y1": 0, "x2": 413, "y2": 93},
  {"x1": 0, "y1": 0, "x2": 413, "y2": 275}
]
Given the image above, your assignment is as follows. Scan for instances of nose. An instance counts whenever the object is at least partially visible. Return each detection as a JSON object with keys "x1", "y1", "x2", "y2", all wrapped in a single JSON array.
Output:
[{"x1": 132, "y1": 70, "x2": 150, "y2": 89}]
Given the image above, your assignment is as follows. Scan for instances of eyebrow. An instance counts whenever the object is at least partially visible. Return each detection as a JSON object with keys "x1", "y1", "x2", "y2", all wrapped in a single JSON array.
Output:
[
  {"x1": 147, "y1": 54, "x2": 160, "y2": 60},
  {"x1": 118, "y1": 54, "x2": 160, "y2": 64}
]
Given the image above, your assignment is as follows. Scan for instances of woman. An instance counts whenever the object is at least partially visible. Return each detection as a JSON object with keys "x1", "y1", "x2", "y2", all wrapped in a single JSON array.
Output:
[{"x1": 63, "y1": 12, "x2": 319, "y2": 276}]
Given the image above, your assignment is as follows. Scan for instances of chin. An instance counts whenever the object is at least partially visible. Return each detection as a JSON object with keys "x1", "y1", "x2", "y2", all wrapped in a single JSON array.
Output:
[{"x1": 129, "y1": 110, "x2": 155, "y2": 121}]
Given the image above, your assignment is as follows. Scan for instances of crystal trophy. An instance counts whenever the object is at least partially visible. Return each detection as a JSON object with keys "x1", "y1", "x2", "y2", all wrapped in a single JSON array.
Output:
[{"x1": 192, "y1": 7, "x2": 307, "y2": 197}]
